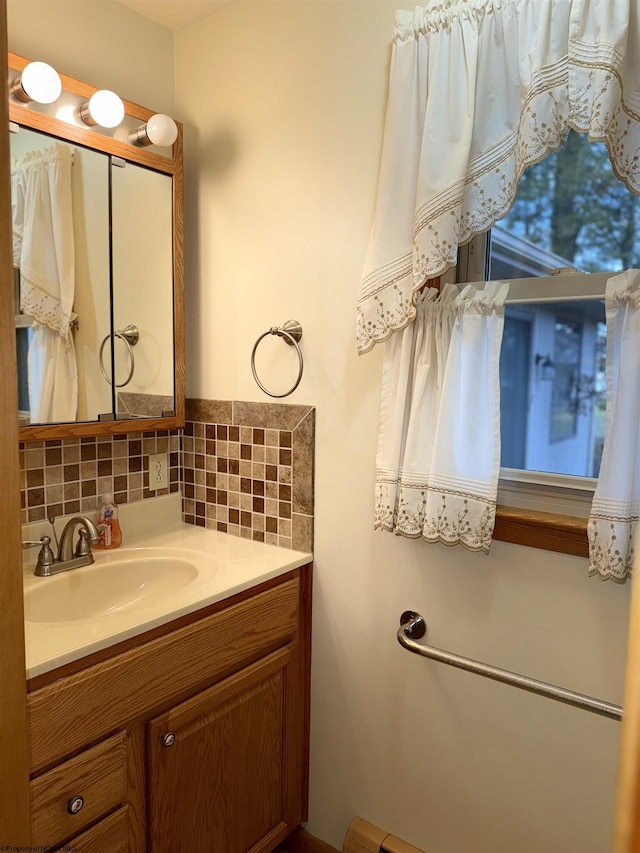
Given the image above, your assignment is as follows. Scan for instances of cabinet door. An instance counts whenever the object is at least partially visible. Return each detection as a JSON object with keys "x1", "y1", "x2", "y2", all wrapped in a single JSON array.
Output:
[{"x1": 148, "y1": 647, "x2": 295, "y2": 853}]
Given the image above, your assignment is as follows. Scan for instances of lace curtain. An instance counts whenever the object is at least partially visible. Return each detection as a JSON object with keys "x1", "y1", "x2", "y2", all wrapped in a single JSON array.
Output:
[
  {"x1": 363, "y1": 0, "x2": 640, "y2": 565},
  {"x1": 357, "y1": 0, "x2": 640, "y2": 355},
  {"x1": 376, "y1": 282, "x2": 508, "y2": 552},
  {"x1": 12, "y1": 143, "x2": 77, "y2": 423},
  {"x1": 588, "y1": 271, "x2": 640, "y2": 583}
]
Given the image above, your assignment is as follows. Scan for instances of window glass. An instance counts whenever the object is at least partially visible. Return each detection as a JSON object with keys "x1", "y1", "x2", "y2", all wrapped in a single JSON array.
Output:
[
  {"x1": 484, "y1": 130, "x2": 629, "y2": 482},
  {"x1": 499, "y1": 302, "x2": 605, "y2": 479},
  {"x1": 490, "y1": 130, "x2": 640, "y2": 279}
]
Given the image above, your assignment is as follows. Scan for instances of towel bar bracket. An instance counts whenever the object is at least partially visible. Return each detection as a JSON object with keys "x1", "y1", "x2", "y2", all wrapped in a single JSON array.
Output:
[{"x1": 400, "y1": 610, "x2": 427, "y2": 640}]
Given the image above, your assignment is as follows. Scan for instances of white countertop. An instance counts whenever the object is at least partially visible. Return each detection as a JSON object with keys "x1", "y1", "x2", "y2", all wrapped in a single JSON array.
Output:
[{"x1": 22, "y1": 499, "x2": 311, "y2": 679}]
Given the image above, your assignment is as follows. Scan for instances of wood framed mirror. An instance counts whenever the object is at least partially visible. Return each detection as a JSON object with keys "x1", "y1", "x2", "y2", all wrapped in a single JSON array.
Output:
[{"x1": 8, "y1": 51, "x2": 184, "y2": 441}]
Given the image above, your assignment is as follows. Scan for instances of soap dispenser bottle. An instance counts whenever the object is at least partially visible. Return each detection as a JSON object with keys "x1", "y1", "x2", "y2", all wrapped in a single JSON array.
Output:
[{"x1": 94, "y1": 492, "x2": 122, "y2": 549}]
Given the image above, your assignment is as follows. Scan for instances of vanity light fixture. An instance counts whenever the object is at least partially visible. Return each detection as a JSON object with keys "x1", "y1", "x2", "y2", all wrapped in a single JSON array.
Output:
[
  {"x1": 130, "y1": 113, "x2": 178, "y2": 148},
  {"x1": 79, "y1": 90, "x2": 125, "y2": 129},
  {"x1": 10, "y1": 61, "x2": 62, "y2": 104}
]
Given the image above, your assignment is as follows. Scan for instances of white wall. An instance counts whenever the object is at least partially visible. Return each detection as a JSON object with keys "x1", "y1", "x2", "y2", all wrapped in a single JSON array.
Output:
[{"x1": 175, "y1": 4, "x2": 631, "y2": 852}]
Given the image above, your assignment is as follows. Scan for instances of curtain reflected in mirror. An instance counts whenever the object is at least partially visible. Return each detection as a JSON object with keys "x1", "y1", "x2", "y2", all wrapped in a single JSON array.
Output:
[{"x1": 11, "y1": 141, "x2": 77, "y2": 423}]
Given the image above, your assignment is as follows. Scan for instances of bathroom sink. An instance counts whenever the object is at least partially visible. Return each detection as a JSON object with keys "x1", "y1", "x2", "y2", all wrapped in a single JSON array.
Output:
[{"x1": 24, "y1": 549, "x2": 206, "y2": 624}]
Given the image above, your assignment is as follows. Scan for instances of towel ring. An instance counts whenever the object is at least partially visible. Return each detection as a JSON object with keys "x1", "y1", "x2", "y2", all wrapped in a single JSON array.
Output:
[
  {"x1": 99, "y1": 324, "x2": 139, "y2": 388},
  {"x1": 251, "y1": 320, "x2": 304, "y2": 398}
]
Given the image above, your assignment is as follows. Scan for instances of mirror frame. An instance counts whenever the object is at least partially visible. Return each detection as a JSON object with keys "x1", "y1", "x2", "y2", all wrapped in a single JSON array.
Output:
[{"x1": 8, "y1": 51, "x2": 184, "y2": 441}]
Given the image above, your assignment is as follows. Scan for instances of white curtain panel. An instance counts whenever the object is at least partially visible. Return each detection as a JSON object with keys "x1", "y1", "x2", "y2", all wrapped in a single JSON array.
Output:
[
  {"x1": 357, "y1": 0, "x2": 640, "y2": 355},
  {"x1": 588, "y1": 271, "x2": 640, "y2": 582},
  {"x1": 375, "y1": 281, "x2": 509, "y2": 554},
  {"x1": 12, "y1": 143, "x2": 77, "y2": 423}
]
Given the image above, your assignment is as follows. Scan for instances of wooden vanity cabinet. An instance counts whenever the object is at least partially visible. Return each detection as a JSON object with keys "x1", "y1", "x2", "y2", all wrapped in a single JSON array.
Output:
[{"x1": 26, "y1": 564, "x2": 312, "y2": 853}]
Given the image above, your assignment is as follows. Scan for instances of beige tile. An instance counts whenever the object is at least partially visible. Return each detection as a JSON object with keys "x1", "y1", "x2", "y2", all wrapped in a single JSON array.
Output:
[
  {"x1": 265, "y1": 498, "x2": 278, "y2": 517},
  {"x1": 186, "y1": 399, "x2": 233, "y2": 423},
  {"x1": 292, "y1": 513, "x2": 314, "y2": 553},
  {"x1": 292, "y1": 410, "x2": 315, "y2": 515},
  {"x1": 266, "y1": 429, "x2": 279, "y2": 447},
  {"x1": 279, "y1": 466, "x2": 292, "y2": 485},
  {"x1": 44, "y1": 466, "x2": 63, "y2": 485},
  {"x1": 143, "y1": 438, "x2": 157, "y2": 455},
  {"x1": 26, "y1": 448, "x2": 44, "y2": 469},
  {"x1": 80, "y1": 461, "x2": 97, "y2": 480},
  {"x1": 64, "y1": 443, "x2": 81, "y2": 462},
  {"x1": 233, "y1": 401, "x2": 313, "y2": 430},
  {"x1": 279, "y1": 518, "x2": 291, "y2": 538},
  {"x1": 45, "y1": 484, "x2": 64, "y2": 504}
]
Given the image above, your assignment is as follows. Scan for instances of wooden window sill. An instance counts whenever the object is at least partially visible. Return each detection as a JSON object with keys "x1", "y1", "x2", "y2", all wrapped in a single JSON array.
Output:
[{"x1": 493, "y1": 506, "x2": 588, "y2": 557}]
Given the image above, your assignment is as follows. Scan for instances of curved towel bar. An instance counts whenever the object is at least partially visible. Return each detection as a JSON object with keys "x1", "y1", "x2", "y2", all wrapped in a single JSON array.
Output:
[
  {"x1": 251, "y1": 319, "x2": 303, "y2": 398},
  {"x1": 397, "y1": 611, "x2": 622, "y2": 721}
]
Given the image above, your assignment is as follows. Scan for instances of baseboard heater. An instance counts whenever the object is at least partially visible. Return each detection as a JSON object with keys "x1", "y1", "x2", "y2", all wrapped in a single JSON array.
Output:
[{"x1": 342, "y1": 817, "x2": 425, "y2": 853}]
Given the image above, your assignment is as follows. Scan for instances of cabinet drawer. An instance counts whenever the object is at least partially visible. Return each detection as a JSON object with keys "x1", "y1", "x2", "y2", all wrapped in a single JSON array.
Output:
[
  {"x1": 60, "y1": 805, "x2": 129, "y2": 853},
  {"x1": 31, "y1": 731, "x2": 127, "y2": 847}
]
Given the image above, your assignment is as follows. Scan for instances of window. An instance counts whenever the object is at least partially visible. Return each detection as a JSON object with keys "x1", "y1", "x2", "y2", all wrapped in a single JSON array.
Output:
[{"x1": 458, "y1": 130, "x2": 640, "y2": 521}]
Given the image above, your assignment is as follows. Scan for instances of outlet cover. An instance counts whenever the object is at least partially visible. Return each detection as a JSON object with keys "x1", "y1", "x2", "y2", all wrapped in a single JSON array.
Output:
[{"x1": 149, "y1": 452, "x2": 168, "y2": 491}]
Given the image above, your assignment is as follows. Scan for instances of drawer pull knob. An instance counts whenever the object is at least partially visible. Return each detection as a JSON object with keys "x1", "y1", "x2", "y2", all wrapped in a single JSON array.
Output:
[
  {"x1": 67, "y1": 795, "x2": 84, "y2": 815},
  {"x1": 162, "y1": 732, "x2": 176, "y2": 748}
]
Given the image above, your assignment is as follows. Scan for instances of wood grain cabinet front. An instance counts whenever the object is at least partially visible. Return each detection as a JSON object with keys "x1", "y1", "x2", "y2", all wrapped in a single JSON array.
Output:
[
  {"x1": 27, "y1": 565, "x2": 312, "y2": 853},
  {"x1": 30, "y1": 731, "x2": 128, "y2": 849},
  {"x1": 148, "y1": 648, "x2": 297, "y2": 853}
]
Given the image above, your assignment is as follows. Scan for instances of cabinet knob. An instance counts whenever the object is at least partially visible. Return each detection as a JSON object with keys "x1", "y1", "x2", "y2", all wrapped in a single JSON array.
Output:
[
  {"x1": 162, "y1": 732, "x2": 176, "y2": 748},
  {"x1": 67, "y1": 795, "x2": 84, "y2": 815}
]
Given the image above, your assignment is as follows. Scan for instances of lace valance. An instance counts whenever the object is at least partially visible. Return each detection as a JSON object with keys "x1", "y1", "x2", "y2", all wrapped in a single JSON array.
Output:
[{"x1": 357, "y1": 0, "x2": 640, "y2": 354}]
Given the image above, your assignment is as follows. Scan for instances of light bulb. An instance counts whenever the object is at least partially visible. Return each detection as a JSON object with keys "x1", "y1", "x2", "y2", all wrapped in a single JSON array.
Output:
[
  {"x1": 11, "y1": 61, "x2": 62, "y2": 105},
  {"x1": 130, "y1": 114, "x2": 178, "y2": 147},
  {"x1": 80, "y1": 90, "x2": 125, "y2": 129}
]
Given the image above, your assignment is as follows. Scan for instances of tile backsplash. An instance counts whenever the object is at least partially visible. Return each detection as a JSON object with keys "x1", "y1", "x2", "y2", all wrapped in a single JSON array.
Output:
[
  {"x1": 20, "y1": 431, "x2": 181, "y2": 524},
  {"x1": 182, "y1": 399, "x2": 315, "y2": 553},
  {"x1": 19, "y1": 399, "x2": 315, "y2": 553}
]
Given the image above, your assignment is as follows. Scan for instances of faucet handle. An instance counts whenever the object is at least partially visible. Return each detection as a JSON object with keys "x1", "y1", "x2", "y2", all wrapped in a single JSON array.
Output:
[
  {"x1": 74, "y1": 528, "x2": 94, "y2": 558},
  {"x1": 22, "y1": 535, "x2": 50, "y2": 548},
  {"x1": 23, "y1": 535, "x2": 56, "y2": 576}
]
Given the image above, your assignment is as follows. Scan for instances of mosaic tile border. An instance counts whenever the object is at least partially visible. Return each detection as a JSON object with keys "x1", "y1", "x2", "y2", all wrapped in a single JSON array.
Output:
[
  {"x1": 20, "y1": 430, "x2": 181, "y2": 524},
  {"x1": 183, "y1": 399, "x2": 315, "y2": 552}
]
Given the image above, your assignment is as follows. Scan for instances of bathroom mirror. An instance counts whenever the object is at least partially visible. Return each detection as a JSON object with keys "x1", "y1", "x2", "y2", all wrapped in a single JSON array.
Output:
[{"x1": 8, "y1": 51, "x2": 184, "y2": 441}]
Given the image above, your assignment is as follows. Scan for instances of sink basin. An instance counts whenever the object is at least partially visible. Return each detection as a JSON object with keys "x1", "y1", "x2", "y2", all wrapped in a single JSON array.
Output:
[{"x1": 24, "y1": 549, "x2": 206, "y2": 624}]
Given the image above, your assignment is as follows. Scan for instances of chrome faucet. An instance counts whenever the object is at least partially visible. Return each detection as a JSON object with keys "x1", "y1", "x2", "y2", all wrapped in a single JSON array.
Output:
[{"x1": 23, "y1": 516, "x2": 100, "y2": 577}]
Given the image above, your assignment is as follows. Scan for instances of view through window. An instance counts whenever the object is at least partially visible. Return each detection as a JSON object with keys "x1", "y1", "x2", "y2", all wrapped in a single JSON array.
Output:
[{"x1": 489, "y1": 131, "x2": 640, "y2": 479}]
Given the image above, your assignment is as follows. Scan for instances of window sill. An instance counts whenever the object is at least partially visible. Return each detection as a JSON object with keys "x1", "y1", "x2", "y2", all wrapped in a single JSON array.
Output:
[{"x1": 493, "y1": 506, "x2": 588, "y2": 557}]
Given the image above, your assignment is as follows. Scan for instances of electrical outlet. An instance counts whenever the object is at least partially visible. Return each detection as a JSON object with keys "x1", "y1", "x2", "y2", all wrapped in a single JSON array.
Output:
[{"x1": 149, "y1": 452, "x2": 168, "y2": 491}]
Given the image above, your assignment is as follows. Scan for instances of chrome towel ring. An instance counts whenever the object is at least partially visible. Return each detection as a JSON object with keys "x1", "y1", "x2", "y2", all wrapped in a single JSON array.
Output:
[
  {"x1": 99, "y1": 324, "x2": 139, "y2": 388},
  {"x1": 251, "y1": 320, "x2": 304, "y2": 398}
]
